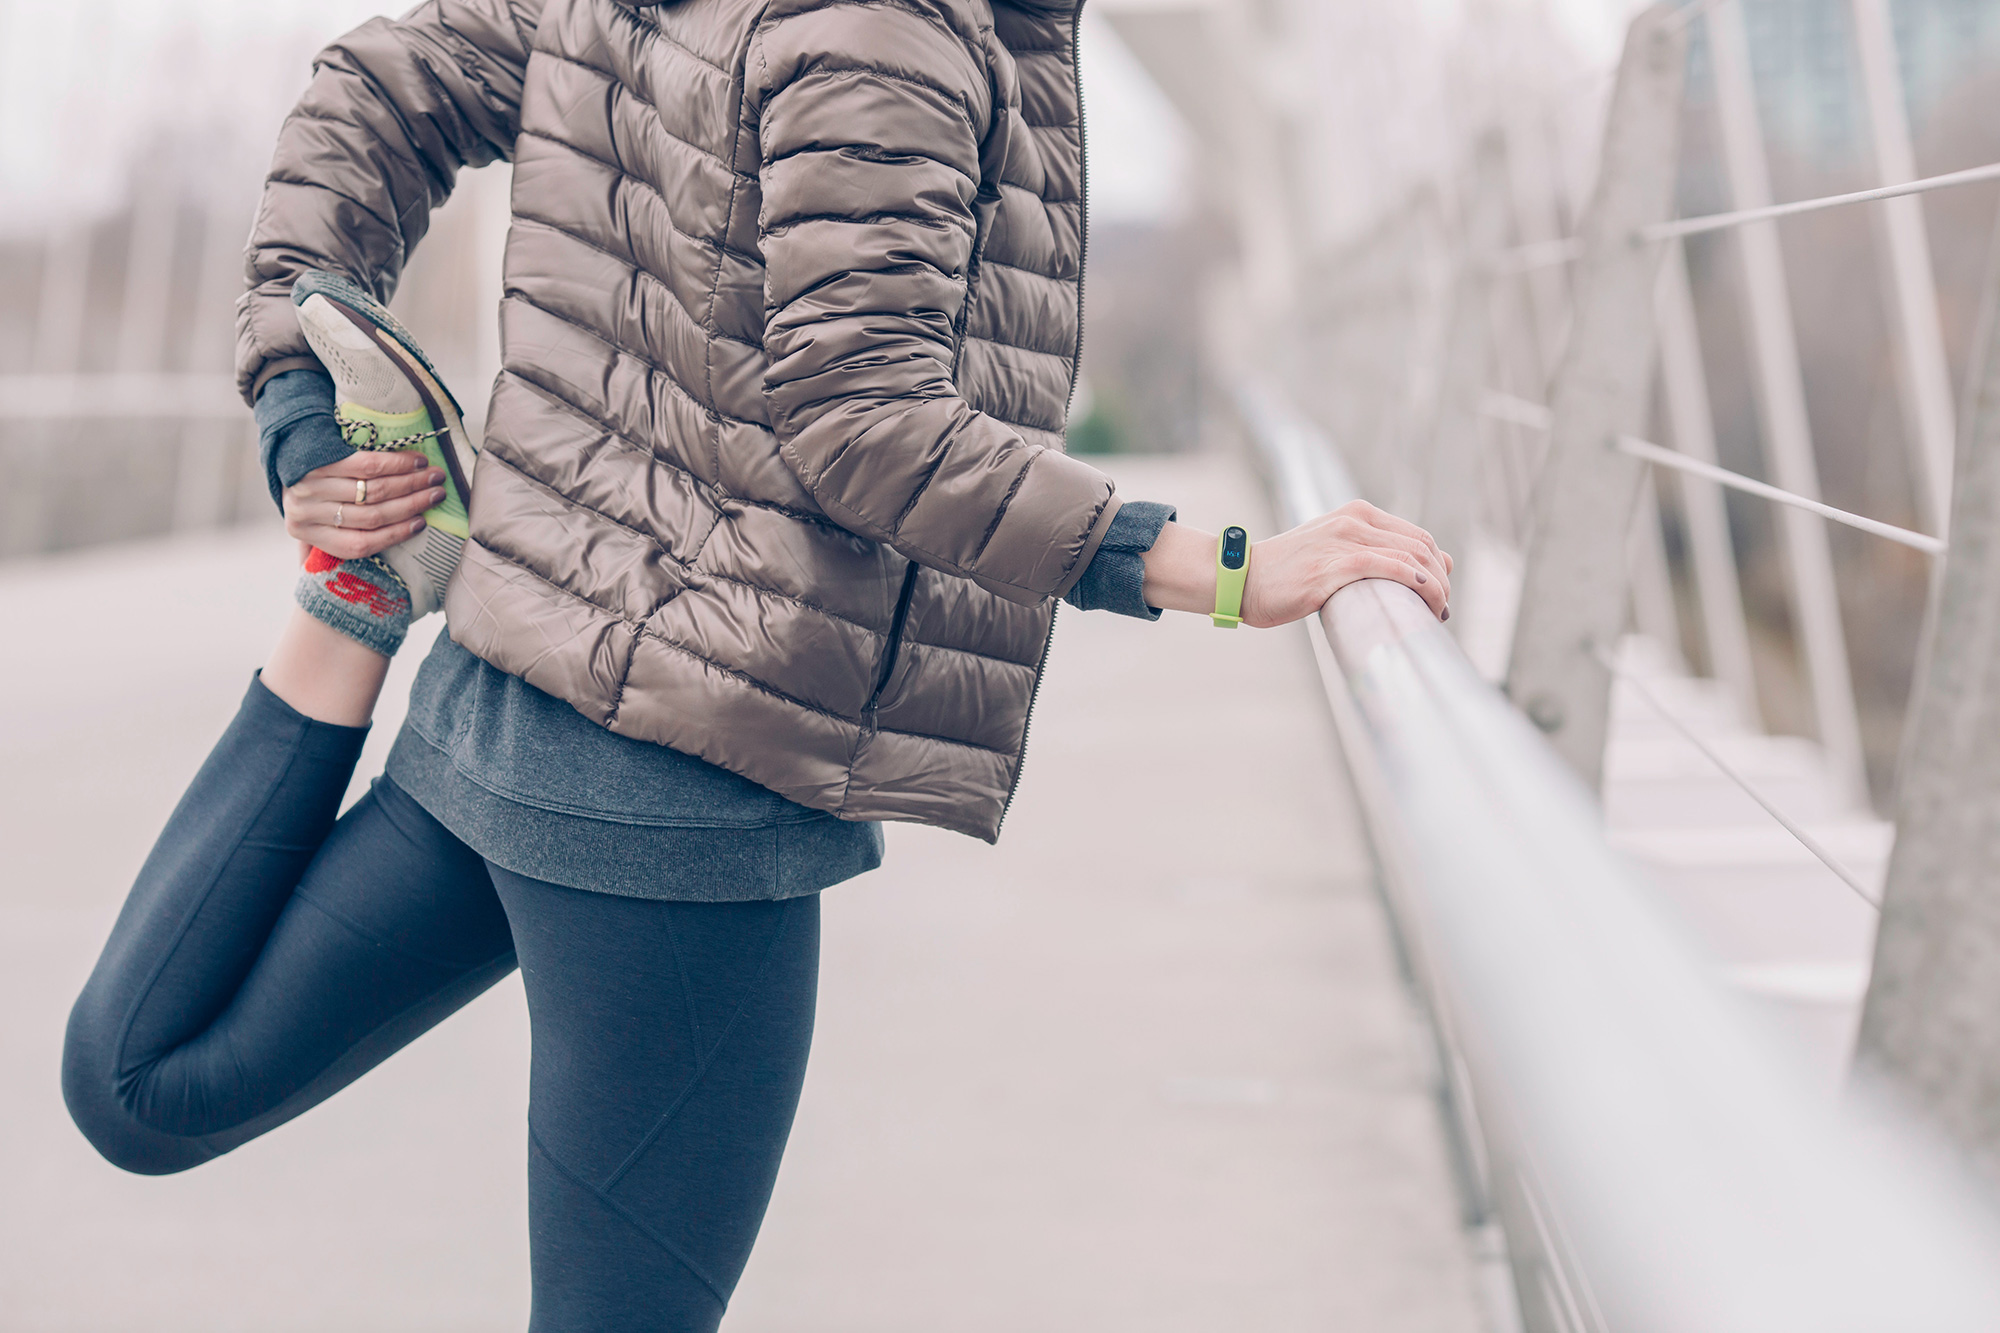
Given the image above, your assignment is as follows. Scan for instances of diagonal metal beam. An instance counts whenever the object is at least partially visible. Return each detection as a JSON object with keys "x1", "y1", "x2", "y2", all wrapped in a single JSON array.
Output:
[
  {"x1": 1504, "y1": 4, "x2": 1687, "y2": 786},
  {"x1": 1704, "y1": 0, "x2": 1870, "y2": 809}
]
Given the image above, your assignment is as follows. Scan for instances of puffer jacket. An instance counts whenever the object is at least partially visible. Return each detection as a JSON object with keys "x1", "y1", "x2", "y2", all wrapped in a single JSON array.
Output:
[{"x1": 236, "y1": 0, "x2": 1120, "y2": 841}]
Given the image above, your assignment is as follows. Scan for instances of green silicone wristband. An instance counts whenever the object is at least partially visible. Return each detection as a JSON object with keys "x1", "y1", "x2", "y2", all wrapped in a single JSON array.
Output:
[{"x1": 1213, "y1": 525, "x2": 1250, "y2": 628}]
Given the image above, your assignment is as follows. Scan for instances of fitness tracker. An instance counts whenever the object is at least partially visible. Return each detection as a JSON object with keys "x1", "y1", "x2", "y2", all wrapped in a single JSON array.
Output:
[{"x1": 1212, "y1": 525, "x2": 1250, "y2": 628}]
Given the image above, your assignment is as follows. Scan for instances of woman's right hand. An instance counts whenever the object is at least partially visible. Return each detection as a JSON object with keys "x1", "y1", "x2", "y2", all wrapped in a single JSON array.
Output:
[{"x1": 284, "y1": 450, "x2": 446, "y2": 562}]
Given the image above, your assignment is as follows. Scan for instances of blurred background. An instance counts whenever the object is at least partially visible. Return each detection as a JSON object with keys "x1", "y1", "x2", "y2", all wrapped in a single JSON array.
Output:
[{"x1": 9, "y1": 0, "x2": 2000, "y2": 1327}]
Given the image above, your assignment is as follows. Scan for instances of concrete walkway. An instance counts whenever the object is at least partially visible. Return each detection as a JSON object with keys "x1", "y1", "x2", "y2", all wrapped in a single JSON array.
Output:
[{"x1": 0, "y1": 454, "x2": 1481, "y2": 1332}]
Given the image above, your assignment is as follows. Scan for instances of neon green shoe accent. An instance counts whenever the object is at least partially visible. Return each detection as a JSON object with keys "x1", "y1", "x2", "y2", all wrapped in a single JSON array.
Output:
[{"x1": 337, "y1": 403, "x2": 470, "y2": 539}]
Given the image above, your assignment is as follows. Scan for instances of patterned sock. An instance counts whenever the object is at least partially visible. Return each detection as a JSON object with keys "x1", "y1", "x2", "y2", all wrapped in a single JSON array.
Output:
[{"x1": 295, "y1": 548, "x2": 411, "y2": 658}]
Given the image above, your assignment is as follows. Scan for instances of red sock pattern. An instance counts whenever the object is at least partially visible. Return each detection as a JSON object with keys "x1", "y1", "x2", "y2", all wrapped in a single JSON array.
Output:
[
  {"x1": 296, "y1": 551, "x2": 411, "y2": 656},
  {"x1": 305, "y1": 548, "x2": 408, "y2": 618}
]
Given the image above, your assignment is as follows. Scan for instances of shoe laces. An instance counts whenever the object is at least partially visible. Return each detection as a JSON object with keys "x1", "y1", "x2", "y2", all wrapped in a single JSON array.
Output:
[{"x1": 339, "y1": 415, "x2": 451, "y2": 452}]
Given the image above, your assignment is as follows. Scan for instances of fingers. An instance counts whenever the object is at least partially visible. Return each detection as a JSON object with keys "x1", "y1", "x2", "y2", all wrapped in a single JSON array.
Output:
[
  {"x1": 1344, "y1": 549, "x2": 1450, "y2": 620},
  {"x1": 1326, "y1": 501, "x2": 1453, "y2": 606},
  {"x1": 282, "y1": 453, "x2": 442, "y2": 563},
  {"x1": 311, "y1": 449, "x2": 432, "y2": 480},
  {"x1": 289, "y1": 465, "x2": 444, "y2": 507},
  {"x1": 1358, "y1": 527, "x2": 1452, "y2": 602},
  {"x1": 1341, "y1": 499, "x2": 1435, "y2": 548},
  {"x1": 1316, "y1": 509, "x2": 1450, "y2": 600},
  {"x1": 303, "y1": 485, "x2": 445, "y2": 534},
  {"x1": 1334, "y1": 500, "x2": 1449, "y2": 572},
  {"x1": 287, "y1": 515, "x2": 431, "y2": 562},
  {"x1": 284, "y1": 466, "x2": 444, "y2": 561}
]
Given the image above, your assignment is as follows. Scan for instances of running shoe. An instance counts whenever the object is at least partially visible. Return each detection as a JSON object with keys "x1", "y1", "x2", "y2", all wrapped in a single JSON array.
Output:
[{"x1": 292, "y1": 269, "x2": 478, "y2": 618}]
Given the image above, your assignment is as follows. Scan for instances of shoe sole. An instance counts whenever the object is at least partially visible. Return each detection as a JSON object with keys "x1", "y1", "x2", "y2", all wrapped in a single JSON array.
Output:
[{"x1": 291, "y1": 272, "x2": 477, "y2": 513}]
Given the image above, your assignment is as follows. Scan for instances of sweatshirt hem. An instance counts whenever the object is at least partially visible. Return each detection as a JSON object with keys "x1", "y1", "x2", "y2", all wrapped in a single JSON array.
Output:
[{"x1": 384, "y1": 723, "x2": 884, "y2": 902}]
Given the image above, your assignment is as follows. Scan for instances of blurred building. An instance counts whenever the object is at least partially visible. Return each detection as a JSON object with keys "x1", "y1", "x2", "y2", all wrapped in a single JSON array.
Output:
[{"x1": 1700, "y1": 0, "x2": 2000, "y2": 163}]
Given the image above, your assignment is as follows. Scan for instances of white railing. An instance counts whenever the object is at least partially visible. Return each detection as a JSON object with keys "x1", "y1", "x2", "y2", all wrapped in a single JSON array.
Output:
[{"x1": 1243, "y1": 380, "x2": 2000, "y2": 1333}]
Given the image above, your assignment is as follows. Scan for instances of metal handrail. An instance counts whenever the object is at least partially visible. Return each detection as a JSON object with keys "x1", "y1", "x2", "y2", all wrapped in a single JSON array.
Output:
[{"x1": 1240, "y1": 379, "x2": 2000, "y2": 1333}]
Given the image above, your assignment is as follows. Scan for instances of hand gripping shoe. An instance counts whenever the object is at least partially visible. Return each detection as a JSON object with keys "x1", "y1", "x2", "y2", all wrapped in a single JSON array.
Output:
[{"x1": 292, "y1": 270, "x2": 478, "y2": 618}]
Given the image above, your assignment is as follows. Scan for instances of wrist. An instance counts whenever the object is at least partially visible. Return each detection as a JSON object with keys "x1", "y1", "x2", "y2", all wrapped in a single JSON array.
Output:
[{"x1": 1138, "y1": 521, "x2": 1217, "y2": 615}]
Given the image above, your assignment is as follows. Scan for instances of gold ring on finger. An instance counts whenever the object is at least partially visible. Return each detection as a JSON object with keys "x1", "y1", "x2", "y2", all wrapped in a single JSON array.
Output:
[
  {"x1": 335, "y1": 504, "x2": 345, "y2": 529},
  {"x1": 356, "y1": 478, "x2": 368, "y2": 505}
]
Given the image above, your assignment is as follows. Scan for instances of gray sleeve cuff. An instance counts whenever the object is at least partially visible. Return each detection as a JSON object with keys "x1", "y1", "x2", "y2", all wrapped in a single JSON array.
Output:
[
  {"x1": 1061, "y1": 499, "x2": 1177, "y2": 620},
  {"x1": 254, "y1": 368, "x2": 352, "y2": 511}
]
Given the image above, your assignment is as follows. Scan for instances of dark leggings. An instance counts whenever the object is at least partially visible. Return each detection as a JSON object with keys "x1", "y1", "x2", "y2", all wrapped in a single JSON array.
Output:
[{"x1": 63, "y1": 678, "x2": 818, "y2": 1331}]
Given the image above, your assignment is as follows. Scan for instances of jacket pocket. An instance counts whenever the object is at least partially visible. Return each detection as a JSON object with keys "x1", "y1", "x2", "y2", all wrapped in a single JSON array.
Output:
[
  {"x1": 950, "y1": 186, "x2": 1002, "y2": 377},
  {"x1": 865, "y1": 561, "x2": 922, "y2": 721}
]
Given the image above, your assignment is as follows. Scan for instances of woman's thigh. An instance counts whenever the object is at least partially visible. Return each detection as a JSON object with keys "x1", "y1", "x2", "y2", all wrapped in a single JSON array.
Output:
[
  {"x1": 192, "y1": 777, "x2": 520, "y2": 1139},
  {"x1": 66, "y1": 760, "x2": 516, "y2": 1173},
  {"x1": 488, "y1": 870, "x2": 820, "y2": 1333}
]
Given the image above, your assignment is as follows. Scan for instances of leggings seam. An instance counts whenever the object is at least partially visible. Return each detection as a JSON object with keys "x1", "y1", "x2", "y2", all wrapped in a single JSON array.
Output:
[
  {"x1": 660, "y1": 908, "x2": 703, "y2": 1054},
  {"x1": 124, "y1": 946, "x2": 518, "y2": 1140},
  {"x1": 599, "y1": 899, "x2": 793, "y2": 1193},
  {"x1": 529, "y1": 1124, "x2": 729, "y2": 1310},
  {"x1": 110, "y1": 722, "x2": 313, "y2": 1088},
  {"x1": 290, "y1": 889, "x2": 486, "y2": 974},
  {"x1": 224, "y1": 1032, "x2": 252, "y2": 1123}
]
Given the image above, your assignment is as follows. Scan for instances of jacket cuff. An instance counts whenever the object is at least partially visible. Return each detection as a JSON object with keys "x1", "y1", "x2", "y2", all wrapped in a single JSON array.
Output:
[
  {"x1": 1049, "y1": 490, "x2": 1125, "y2": 602},
  {"x1": 1062, "y1": 500, "x2": 1178, "y2": 620},
  {"x1": 254, "y1": 368, "x2": 352, "y2": 511},
  {"x1": 248, "y1": 354, "x2": 324, "y2": 405}
]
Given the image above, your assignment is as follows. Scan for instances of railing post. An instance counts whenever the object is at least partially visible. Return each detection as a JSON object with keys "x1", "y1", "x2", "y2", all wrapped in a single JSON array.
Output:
[
  {"x1": 1855, "y1": 218, "x2": 2000, "y2": 1167},
  {"x1": 1705, "y1": 0, "x2": 1870, "y2": 808},
  {"x1": 1850, "y1": 0, "x2": 1956, "y2": 536},
  {"x1": 1628, "y1": 473, "x2": 1683, "y2": 656},
  {"x1": 1655, "y1": 240, "x2": 1763, "y2": 728},
  {"x1": 1501, "y1": 115, "x2": 1574, "y2": 390},
  {"x1": 1505, "y1": 3, "x2": 1687, "y2": 786},
  {"x1": 1421, "y1": 132, "x2": 1511, "y2": 580}
]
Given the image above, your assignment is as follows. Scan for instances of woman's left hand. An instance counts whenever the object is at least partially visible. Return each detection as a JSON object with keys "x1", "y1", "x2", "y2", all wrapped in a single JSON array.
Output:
[
  {"x1": 1138, "y1": 501, "x2": 1453, "y2": 627},
  {"x1": 1239, "y1": 501, "x2": 1452, "y2": 627}
]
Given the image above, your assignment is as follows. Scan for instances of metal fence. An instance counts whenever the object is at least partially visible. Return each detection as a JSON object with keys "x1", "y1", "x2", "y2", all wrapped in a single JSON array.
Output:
[
  {"x1": 1198, "y1": 0, "x2": 2000, "y2": 1325},
  {"x1": 1247, "y1": 376, "x2": 2000, "y2": 1331}
]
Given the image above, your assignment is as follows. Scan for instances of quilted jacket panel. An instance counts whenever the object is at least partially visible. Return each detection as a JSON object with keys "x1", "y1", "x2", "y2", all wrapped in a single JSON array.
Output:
[{"x1": 236, "y1": 0, "x2": 1114, "y2": 840}]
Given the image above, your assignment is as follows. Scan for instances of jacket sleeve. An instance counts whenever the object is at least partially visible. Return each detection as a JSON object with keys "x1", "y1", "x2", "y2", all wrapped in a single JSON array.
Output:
[
  {"x1": 234, "y1": 0, "x2": 542, "y2": 403},
  {"x1": 751, "y1": 0, "x2": 1120, "y2": 606}
]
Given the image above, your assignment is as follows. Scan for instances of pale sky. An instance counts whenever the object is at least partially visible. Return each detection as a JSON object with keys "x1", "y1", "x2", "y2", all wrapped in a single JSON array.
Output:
[{"x1": 0, "y1": 0, "x2": 1644, "y2": 230}]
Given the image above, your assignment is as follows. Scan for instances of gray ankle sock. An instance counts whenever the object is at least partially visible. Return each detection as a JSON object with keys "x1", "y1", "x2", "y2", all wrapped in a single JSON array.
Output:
[{"x1": 295, "y1": 549, "x2": 411, "y2": 657}]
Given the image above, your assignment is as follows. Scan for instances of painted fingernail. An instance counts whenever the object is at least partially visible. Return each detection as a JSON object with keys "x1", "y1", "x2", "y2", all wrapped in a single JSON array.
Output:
[
  {"x1": 1415, "y1": 570, "x2": 1427, "y2": 583},
  {"x1": 1442, "y1": 605, "x2": 1452, "y2": 621},
  {"x1": 432, "y1": 488, "x2": 446, "y2": 503}
]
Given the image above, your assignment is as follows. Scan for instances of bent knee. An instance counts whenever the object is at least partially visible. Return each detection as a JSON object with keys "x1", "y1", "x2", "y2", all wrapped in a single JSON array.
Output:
[{"x1": 61, "y1": 1010, "x2": 214, "y2": 1177}]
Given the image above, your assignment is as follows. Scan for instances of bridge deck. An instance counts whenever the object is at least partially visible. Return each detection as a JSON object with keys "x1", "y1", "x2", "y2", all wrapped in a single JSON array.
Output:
[{"x1": 0, "y1": 454, "x2": 1483, "y2": 1331}]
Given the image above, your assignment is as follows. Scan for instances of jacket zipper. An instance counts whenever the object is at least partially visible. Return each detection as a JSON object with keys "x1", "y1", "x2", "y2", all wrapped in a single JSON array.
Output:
[
  {"x1": 865, "y1": 561, "x2": 923, "y2": 722},
  {"x1": 952, "y1": 193, "x2": 997, "y2": 378},
  {"x1": 999, "y1": 0, "x2": 1089, "y2": 836},
  {"x1": 1061, "y1": 1, "x2": 1089, "y2": 421}
]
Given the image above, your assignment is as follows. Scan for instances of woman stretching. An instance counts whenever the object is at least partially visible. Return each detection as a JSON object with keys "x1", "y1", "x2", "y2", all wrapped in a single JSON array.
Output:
[{"x1": 62, "y1": 0, "x2": 1452, "y2": 1327}]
